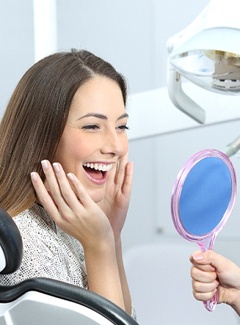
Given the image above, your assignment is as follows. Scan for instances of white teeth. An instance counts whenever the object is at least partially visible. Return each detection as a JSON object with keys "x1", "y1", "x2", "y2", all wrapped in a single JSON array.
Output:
[{"x1": 83, "y1": 163, "x2": 113, "y2": 172}]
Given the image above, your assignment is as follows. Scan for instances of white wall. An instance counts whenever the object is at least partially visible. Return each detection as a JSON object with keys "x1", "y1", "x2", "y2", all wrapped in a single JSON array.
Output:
[
  {"x1": 0, "y1": 0, "x2": 209, "y2": 113},
  {"x1": 0, "y1": 0, "x2": 34, "y2": 113},
  {"x1": 56, "y1": 0, "x2": 209, "y2": 93}
]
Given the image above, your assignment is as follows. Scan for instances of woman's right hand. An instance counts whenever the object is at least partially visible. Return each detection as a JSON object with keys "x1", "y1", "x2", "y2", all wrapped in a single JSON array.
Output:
[
  {"x1": 31, "y1": 160, "x2": 125, "y2": 310},
  {"x1": 31, "y1": 160, "x2": 114, "y2": 250},
  {"x1": 190, "y1": 250, "x2": 240, "y2": 315}
]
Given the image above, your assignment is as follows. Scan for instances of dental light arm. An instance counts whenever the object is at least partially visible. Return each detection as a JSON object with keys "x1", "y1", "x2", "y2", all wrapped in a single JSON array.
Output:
[
  {"x1": 224, "y1": 135, "x2": 240, "y2": 158},
  {"x1": 168, "y1": 66, "x2": 205, "y2": 124}
]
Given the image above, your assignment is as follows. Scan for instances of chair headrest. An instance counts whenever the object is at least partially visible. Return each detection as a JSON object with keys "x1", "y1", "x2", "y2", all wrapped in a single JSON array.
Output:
[{"x1": 0, "y1": 207, "x2": 23, "y2": 274}]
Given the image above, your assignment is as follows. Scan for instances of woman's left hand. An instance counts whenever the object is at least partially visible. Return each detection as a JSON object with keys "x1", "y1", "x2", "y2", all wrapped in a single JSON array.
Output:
[{"x1": 98, "y1": 153, "x2": 133, "y2": 241}]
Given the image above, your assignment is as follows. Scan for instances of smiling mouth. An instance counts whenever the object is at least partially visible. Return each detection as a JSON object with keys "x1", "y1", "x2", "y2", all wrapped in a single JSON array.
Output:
[{"x1": 83, "y1": 163, "x2": 113, "y2": 180}]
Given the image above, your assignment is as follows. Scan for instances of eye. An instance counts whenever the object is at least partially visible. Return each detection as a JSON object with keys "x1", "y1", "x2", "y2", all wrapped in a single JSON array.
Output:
[
  {"x1": 117, "y1": 125, "x2": 129, "y2": 131},
  {"x1": 82, "y1": 124, "x2": 100, "y2": 130}
]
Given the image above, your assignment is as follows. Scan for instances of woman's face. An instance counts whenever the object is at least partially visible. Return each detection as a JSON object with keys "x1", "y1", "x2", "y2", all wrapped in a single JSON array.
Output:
[{"x1": 54, "y1": 76, "x2": 128, "y2": 202}]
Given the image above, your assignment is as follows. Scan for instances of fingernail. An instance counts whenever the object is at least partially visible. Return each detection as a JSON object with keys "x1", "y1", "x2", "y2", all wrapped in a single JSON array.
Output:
[
  {"x1": 30, "y1": 172, "x2": 37, "y2": 181},
  {"x1": 67, "y1": 173, "x2": 75, "y2": 181},
  {"x1": 41, "y1": 160, "x2": 49, "y2": 170},
  {"x1": 53, "y1": 162, "x2": 60, "y2": 173},
  {"x1": 192, "y1": 253, "x2": 204, "y2": 261}
]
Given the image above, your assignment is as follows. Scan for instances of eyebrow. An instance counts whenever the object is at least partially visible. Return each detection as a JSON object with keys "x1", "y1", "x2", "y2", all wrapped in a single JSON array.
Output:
[{"x1": 78, "y1": 112, "x2": 129, "y2": 121}]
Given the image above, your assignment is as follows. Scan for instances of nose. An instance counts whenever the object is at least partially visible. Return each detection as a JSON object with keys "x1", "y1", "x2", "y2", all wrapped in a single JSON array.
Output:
[{"x1": 100, "y1": 129, "x2": 126, "y2": 157}]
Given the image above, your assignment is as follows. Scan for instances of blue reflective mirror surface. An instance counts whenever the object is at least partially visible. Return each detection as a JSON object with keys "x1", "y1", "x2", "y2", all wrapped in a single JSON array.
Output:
[{"x1": 179, "y1": 157, "x2": 232, "y2": 236}]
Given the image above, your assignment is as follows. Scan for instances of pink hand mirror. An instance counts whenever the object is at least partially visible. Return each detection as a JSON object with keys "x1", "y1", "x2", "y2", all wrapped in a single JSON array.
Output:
[{"x1": 171, "y1": 149, "x2": 237, "y2": 312}]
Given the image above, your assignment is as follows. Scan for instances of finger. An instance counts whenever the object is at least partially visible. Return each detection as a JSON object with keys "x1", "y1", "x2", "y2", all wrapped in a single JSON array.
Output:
[
  {"x1": 30, "y1": 171, "x2": 60, "y2": 218},
  {"x1": 191, "y1": 265, "x2": 217, "y2": 282},
  {"x1": 193, "y1": 287, "x2": 218, "y2": 302},
  {"x1": 121, "y1": 161, "x2": 133, "y2": 196},
  {"x1": 41, "y1": 160, "x2": 62, "y2": 195},
  {"x1": 67, "y1": 172, "x2": 93, "y2": 207},
  {"x1": 192, "y1": 279, "x2": 219, "y2": 294},
  {"x1": 190, "y1": 250, "x2": 232, "y2": 273},
  {"x1": 52, "y1": 163, "x2": 82, "y2": 209},
  {"x1": 190, "y1": 261, "x2": 216, "y2": 272},
  {"x1": 190, "y1": 250, "x2": 215, "y2": 271},
  {"x1": 114, "y1": 154, "x2": 128, "y2": 185},
  {"x1": 37, "y1": 161, "x2": 79, "y2": 224},
  {"x1": 115, "y1": 155, "x2": 133, "y2": 193}
]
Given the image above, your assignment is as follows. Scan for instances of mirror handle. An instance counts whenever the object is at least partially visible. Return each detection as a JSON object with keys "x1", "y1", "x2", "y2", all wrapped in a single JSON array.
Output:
[{"x1": 203, "y1": 292, "x2": 218, "y2": 312}]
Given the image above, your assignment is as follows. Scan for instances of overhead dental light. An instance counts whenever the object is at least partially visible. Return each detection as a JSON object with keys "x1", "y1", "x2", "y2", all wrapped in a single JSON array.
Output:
[{"x1": 167, "y1": 0, "x2": 240, "y2": 125}]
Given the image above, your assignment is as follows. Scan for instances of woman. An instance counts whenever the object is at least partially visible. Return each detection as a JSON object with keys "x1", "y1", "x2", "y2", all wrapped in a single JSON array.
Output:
[{"x1": 0, "y1": 49, "x2": 135, "y2": 317}]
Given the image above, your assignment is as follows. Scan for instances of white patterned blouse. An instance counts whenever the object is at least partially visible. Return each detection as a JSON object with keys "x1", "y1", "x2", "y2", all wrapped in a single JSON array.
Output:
[{"x1": 0, "y1": 203, "x2": 136, "y2": 320}]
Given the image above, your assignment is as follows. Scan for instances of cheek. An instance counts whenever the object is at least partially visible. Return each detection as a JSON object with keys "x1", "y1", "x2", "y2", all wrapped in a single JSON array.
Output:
[
  {"x1": 65, "y1": 141, "x2": 93, "y2": 162},
  {"x1": 56, "y1": 131, "x2": 92, "y2": 159}
]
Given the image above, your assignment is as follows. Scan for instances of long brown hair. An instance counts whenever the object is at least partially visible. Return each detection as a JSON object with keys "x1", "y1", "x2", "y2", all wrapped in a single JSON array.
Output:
[{"x1": 0, "y1": 49, "x2": 127, "y2": 216}]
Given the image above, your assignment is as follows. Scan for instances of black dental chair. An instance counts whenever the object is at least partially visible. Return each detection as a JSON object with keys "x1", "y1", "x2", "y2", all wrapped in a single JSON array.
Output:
[{"x1": 0, "y1": 208, "x2": 138, "y2": 325}]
